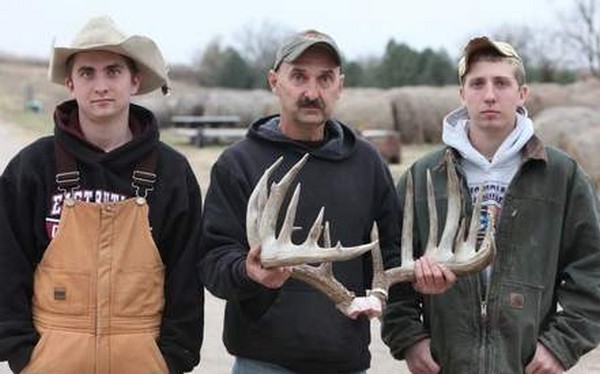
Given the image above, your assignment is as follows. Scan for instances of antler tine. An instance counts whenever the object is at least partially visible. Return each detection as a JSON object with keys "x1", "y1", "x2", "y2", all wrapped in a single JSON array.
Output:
[
  {"x1": 424, "y1": 170, "x2": 438, "y2": 256},
  {"x1": 368, "y1": 223, "x2": 393, "y2": 302},
  {"x1": 247, "y1": 156, "x2": 283, "y2": 248},
  {"x1": 451, "y1": 187, "x2": 496, "y2": 275},
  {"x1": 436, "y1": 150, "x2": 461, "y2": 261},
  {"x1": 276, "y1": 183, "x2": 302, "y2": 244},
  {"x1": 259, "y1": 154, "x2": 309, "y2": 242},
  {"x1": 305, "y1": 208, "x2": 325, "y2": 247},
  {"x1": 401, "y1": 171, "x2": 415, "y2": 267},
  {"x1": 454, "y1": 185, "x2": 483, "y2": 262}
]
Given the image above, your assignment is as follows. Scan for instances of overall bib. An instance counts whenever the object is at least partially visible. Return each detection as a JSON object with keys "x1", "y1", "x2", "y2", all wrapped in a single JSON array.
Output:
[{"x1": 22, "y1": 144, "x2": 167, "y2": 374}]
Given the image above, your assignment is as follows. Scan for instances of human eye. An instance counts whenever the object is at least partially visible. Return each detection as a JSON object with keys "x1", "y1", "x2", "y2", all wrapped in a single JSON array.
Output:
[
  {"x1": 495, "y1": 78, "x2": 512, "y2": 88},
  {"x1": 107, "y1": 66, "x2": 122, "y2": 77},
  {"x1": 290, "y1": 71, "x2": 306, "y2": 84},
  {"x1": 77, "y1": 68, "x2": 93, "y2": 79},
  {"x1": 469, "y1": 79, "x2": 484, "y2": 89},
  {"x1": 319, "y1": 73, "x2": 334, "y2": 87}
]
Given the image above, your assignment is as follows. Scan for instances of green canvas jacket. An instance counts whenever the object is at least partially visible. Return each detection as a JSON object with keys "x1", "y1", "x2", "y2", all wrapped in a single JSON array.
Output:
[{"x1": 382, "y1": 136, "x2": 600, "y2": 373}]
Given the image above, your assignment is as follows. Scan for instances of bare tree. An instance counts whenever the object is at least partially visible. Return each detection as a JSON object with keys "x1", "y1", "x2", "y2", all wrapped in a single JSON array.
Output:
[
  {"x1": 233, "y1": 20, "x2": 293, "y2": 87},
  {"x1": 560, "y1": 0, "x2": 600, "y2": 77},
  {"x1": 492, "y1": 23, "x2": 567, "y2": 82}
]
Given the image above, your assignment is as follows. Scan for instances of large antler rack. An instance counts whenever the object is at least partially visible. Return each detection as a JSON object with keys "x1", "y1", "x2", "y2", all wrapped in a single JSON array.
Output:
[
  {"x1": 246, "y1": 154, "x2": 378, "y2": 268},
  {"x1": 246, "y1": 151, "x2": 496, "y2": 316}
]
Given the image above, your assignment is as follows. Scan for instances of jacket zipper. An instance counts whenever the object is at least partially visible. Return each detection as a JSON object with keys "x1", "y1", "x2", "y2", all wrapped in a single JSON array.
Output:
[{"x1": 477, "y1": 274, "x2": 490, "y2": 374}]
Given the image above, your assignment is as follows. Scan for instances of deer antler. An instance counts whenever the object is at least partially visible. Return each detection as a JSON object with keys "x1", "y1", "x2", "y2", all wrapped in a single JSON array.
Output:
[
  {"x1": 370, "y1": 150, "x2": 496, "y2": 296},
  {"x1": 246, "y1": 154, "x2": 378, "y2": 268},
  {"x1": 246, "y1": 150, "x2": 495, "y2": 317}
]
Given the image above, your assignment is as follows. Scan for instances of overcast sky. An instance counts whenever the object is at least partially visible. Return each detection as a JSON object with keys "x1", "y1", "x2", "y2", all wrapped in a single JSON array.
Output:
[{"x1": 2, "y1": 0, "x2": 572, "y2": 65}]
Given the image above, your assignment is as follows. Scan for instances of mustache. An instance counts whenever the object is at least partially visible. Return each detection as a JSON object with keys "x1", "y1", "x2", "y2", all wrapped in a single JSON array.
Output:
[{"x1": 297, "y1": 97, "x2": 325, "y2": 109}]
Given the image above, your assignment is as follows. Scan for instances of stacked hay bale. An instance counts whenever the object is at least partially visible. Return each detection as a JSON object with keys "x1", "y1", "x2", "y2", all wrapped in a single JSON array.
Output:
[{"x1": 534, "y1": 106, "x2": 600, "y2": 192}]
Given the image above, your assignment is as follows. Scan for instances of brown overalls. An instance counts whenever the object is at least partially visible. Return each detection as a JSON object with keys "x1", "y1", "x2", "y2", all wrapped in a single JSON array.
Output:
[{"x1": 22, "y1": 145, "x2": 168, "y2": 374}]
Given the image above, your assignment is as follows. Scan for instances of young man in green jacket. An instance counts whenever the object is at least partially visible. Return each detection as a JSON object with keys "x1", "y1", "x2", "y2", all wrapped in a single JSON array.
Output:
[{"x1": 382, "y1": 37, "x2": 600, "y2": 374}]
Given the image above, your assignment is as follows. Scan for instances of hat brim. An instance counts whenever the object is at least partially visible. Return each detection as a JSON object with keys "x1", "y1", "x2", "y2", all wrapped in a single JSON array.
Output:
[{"x1": 49, "y1": 36, "x2": 168, "y2": 95}]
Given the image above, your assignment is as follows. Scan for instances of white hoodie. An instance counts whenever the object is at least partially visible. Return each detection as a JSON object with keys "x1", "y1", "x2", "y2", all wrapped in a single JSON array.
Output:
[{"x1": 442, "y1": 105, "x2": 534, "y2": 216}]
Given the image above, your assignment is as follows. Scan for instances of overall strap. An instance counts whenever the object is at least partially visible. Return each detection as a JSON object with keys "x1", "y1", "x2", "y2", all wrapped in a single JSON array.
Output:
[
  {"x1": 54, "y1": 139, "x2": 158, "y2": 198},
  {"x1": 131, "y1": 149, "x2": 158, "y2": 199},
  {"x1": 54, "y1": 140, "x2": 80, "y2": 194}
]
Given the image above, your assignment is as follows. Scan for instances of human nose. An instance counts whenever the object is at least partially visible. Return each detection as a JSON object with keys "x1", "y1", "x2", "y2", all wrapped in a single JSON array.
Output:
[
  {"x1": 482, "y1": 82, "x2": 496, "y2": 103},
  {"x1": 303, "y1": 79, "x2": 320, "y2": 100},
  {"x1": 93, "y1": 76, "x2": 110, "y2": 95}
]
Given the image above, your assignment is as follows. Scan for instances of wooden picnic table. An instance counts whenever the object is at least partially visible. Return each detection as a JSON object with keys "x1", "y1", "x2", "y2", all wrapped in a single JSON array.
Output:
[{"x1": 170, "y1": 115, "x2": 246, "y2": 147}]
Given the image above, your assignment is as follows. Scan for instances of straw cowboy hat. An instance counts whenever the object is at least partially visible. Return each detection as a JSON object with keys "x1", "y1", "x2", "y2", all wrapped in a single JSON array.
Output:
[{"x1": 49, "y1": 16, "x2": 170, "y2": 95}]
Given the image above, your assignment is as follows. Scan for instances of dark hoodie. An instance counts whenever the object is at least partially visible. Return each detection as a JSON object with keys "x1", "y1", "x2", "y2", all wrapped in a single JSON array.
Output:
[
  {"x1": 199, "y1": 115, "x2": 401, "y2": 373},
  {"x1": 0, "y1": 100, "x2": 203, "y2": 373}
]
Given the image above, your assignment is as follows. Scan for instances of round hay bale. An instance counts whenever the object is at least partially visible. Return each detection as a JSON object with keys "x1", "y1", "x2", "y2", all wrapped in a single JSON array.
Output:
[
  {"x1": 534, "y1": 106, "x2": 600, "y2": 191},
  {"x1": 567, "y1": 79, "x2": 600, "y2": 108},
  {"x1": 526, "y1": 79, "x2": 600, "y2": 117},
  {"x1": 203, "y1": 89, "x2": 277, "y2": 127},
  {"x1": 526, "y1": 83, "x2": 570, "y2": 117},
  {"x1": 333, "y1": 88, "x2": 395, "y2": 131},
  {"x1": 389, "y1": 86, "x2": 460, "y2": 144}
]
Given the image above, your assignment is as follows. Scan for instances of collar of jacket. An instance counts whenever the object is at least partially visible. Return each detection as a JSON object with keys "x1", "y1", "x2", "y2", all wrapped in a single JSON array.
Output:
[{"x1": 436, "y1": 134, "x2": 548, "y2": 171}]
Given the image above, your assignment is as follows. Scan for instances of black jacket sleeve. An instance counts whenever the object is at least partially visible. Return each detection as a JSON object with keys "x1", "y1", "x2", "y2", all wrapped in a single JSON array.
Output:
[
  {"x1": 0, "y1": 155, "x2": 40, "y2": 372},
  {"x1": 198, "y1": 157, "x2": 273, "y2": 307},
  {"x1": 156, "y1": 163, "x2": 204, "y2": 374}
]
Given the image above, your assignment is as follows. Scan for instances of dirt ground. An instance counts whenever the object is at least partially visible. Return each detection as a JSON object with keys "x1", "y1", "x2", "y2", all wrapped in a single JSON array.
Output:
[{"x1": 0, "y1": 119, "x2": 598, "y2": 373}]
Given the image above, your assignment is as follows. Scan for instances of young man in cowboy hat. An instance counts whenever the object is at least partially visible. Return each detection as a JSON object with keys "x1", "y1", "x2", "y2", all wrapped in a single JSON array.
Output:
[
  {"x1": 0, "y1": 16, "x2": 203, "y2": 373},
  {"x1": 382, "y1": 36, "x2": 600, "y2": 374}
]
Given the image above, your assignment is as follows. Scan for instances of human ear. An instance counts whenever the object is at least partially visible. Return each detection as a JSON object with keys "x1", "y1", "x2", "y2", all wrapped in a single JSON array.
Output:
[
  {"x1": 130, "y1": 73, "x2": 142, "y2": 95},
  {"x1": 64, "y1": 78, "x2": 75, "y2": 96},
  {"x1": 267, "y1": 70, "x2": 278, "y2": 93}
]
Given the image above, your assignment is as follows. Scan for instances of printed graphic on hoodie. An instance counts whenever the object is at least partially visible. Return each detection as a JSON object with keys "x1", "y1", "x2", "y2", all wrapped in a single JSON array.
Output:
[{"x1": 468, "y1": 181, "x2": 505, "y2": 242}]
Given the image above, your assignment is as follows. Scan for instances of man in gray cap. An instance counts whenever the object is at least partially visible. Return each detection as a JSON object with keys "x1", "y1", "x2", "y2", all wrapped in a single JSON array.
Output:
[
  {"x1": 0, "y1": 16, "x2": 203, "y2": 373},
  {"x1": 199, "y1": 29, "x2": 454, "y2": 374},
  {"x1": 382, "y1": 36, "x2": 600, "y2": 374}
]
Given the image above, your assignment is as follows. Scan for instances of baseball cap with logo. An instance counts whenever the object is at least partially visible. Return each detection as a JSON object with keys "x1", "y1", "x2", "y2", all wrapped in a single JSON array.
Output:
[
  {"x1": 457, "y1": 36, "x2": 524, "y2": 84},
  {"x1": 273, "y1": 29, "x2": 342, "y2": 71}
]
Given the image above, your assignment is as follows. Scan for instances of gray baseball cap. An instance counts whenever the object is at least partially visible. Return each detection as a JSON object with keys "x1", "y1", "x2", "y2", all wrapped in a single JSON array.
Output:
[{"x1": 273, "y1": 29, "x2": 342, "y2": 70}]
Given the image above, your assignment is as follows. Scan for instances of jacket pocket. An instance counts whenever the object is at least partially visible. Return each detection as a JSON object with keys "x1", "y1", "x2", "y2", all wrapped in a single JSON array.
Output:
[
  {"x1": 110, "y1": 333, "x2": 169, "y2": 374},
  {"x1": 113, "y1": 265, "x2": 165, "y2": 317},
  {"x1": 496, "y1": 280, "x2": 544, "y2": 370},
  {"x1": 21, "y1": 330, "x2": 94, "y2": 374},
  {"x1": 32, "y1": 266, "x2": 90, "y2": 316}
]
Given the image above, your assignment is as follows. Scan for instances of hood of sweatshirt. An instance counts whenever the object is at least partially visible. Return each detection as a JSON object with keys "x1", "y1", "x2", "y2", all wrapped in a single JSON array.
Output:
[
  {"x1": 53, "y1": 99, "x2": 160, "y2": 170},
  {"x1": 246, "y1": 114, "x2": 357, "y2": 161},
  {"x1": 442, "y1": 105, "x2": 534, "y2": 172}
]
